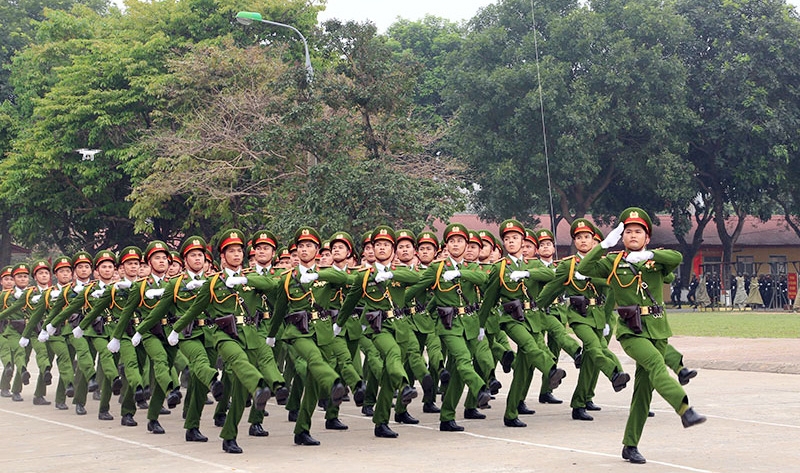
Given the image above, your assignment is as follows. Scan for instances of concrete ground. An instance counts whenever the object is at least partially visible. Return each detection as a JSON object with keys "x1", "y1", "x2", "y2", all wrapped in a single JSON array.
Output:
[{"x1": 1, "y1": 335, "x2": 798, "y2": 472}]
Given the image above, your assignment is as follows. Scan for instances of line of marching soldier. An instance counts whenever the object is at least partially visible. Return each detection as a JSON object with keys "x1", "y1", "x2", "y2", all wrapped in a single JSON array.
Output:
[{"x1": 0, "y1": 207, "x2": 705, "y2": 463}]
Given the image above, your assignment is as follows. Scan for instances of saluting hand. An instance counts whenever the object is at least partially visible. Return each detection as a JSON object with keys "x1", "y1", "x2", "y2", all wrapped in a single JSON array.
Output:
[{"x1": 601, "y1": 223, "x2": 625, "y2": 249}]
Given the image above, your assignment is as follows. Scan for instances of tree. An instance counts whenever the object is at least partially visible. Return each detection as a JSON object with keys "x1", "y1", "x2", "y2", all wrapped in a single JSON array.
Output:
[
  {"x1": 676, "y1": 0, "x2": 800, "y2": 275},
  {"x1": 445, "y1": 0, "x2": 694, "y2": 229}
]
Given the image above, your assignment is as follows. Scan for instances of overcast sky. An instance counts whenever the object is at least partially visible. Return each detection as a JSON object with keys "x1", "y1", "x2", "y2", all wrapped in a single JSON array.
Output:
[{"x1": 318, "y1": 0, "x2": 800, "y2": 32}]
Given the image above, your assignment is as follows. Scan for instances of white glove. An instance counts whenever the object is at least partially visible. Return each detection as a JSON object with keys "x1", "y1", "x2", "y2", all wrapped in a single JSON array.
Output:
[
  {"x1": 442, "y1": 270, "x2": 461, "y2": 282},
  {"x1": 625, "y1": 250, "x2": 654, "y2": 264},
  {"x1": 91, "y1": 288, "x2": 105, "y2": 298},
  {"x1": 73, "y1": 283, "x2": 85, "y2": 294},
  {"x1": 131, "y1": 332, "x2": 142, "y2": 347},
  {"x1": 509, "y1": 270, "x2": 530, "y2": 282},
  {"x1": 601, "y1": 223, "x2": 625, "y2": 249},
  {"x1": 573, "y1": 271, "x2": 587, "y2": 280},
  {"x1": 478, "y1": 327, "x2": 486, "y2": 341},
  {"x1": 602, "y1": 323, "x2": 611, "y2": 337},
  {"x1": 225, "y1": 276, "x2": 248, "y2": 288},
  {"x1": 114, "y1": 279, "x2": 132, "y2": 290},
  {"x1": 31, "y1": 294, "x2": 41, "y2": 304},
  {"x1": 332, "y1": 323, "x2": 342, "y2": 337},
  {"x1": 145, "y1": 288, "x2": 165, "y2": 299},
  {"x1": 361, "y1": 325, "x2": 367, "y2": 333},
  {"x1": 265, "y1": 337, "x2": 276, "y2": 347},
  {"x1": 46, "y1": 323, "x2": 57, "y2": 335},
  {"x1": 38, "y1": 329, "x2": 49, "y2": 342},
  {"x1": 374, "y1": 271, "x2": 394, "y2": 283},
  {"x1": 50, "y1": 289, "x2": 61, "y2": 299},
  {"x1": 72, "y1": 326, "x2": 84, "y2": 338},
  {"x1": 167, "y1": 330, "x2": 180, "y2": 346},
  {"x1": 185, "y1": 279, "x2": 205, "y2": 290},
  {"x1": 19, "y1": 337, "x2": 29, "y2": 348},
  {"x1": 107, "y1": 337, "x2": 120, "y2": 353},
  {"x1": 14, "y1": 288, "x2": 23, "y2": 299},
  {"x1": 300, "y1": 272, "x2": 319, "y2": 284}
]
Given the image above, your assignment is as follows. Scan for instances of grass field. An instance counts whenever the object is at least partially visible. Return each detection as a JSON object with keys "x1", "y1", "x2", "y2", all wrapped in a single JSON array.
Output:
[{"x1": 666, "y1": 310, "x2": 800, "y2": 338}]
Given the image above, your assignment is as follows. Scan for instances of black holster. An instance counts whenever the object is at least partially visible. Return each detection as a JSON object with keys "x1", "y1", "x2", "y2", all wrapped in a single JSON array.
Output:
[
  {"x1": 328, "y1": 309, "x2": 340, "y2": 325},
  {"x1": 215, "y1": 314, "x2": 239, "y2": 338},
  {"x1": 437, "y1": 306, "x2": 457, "y2": 330},
  {"x1": 10, "y1": 320, "x2": 25, "y2": 334},
  {"x1": 617, "y1": 305, "x2": 643, "y2": 334},
  {"x1": 150, "y1": 323, "x2": 165, "y2": 340},
  {"x1": 91, "y1": 317, "x2": 104, "y2": 335},
  {"x1": 365, "y1": 310, "x2": 382, "y2": 333},
  {"x1": 569, "y1": 295, "x2": 589, "y2": 317},
  {"x1": 286, "y1": 311, "x2": 309, "y2": 334},
  {"x1": 68, "y1": 313, "x2": 82, "y2": 330},
  {"x1": 182, "y1": 321, "x2": 195, "y2": 338},
  {"x1": 502, "y1": 299, "x2": 525, "y2": 322}
]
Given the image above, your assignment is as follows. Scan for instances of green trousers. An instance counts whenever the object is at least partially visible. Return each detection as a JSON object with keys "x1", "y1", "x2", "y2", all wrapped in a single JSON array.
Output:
[
  {"x1": 289, "y1": 336, "x2": 339, "y2": 435},
  {"x1": 538, "y1": 313, "x2": 580, "y2": 396},
  {"x1": 371, "y1": 331, "x2": 409, "y2": 425},
  {"x1": 619, "y1": 335, "x2": 689, "y2": 447},
  {"x1": 570, "y1": 323, "x2": 622, "y2": 408},
  {"x1": 439, "y1": 332, "x2": 485, "y2": 422},
  {"x1": 501, "y1": 321, "x2": 555, "y2": 420}
]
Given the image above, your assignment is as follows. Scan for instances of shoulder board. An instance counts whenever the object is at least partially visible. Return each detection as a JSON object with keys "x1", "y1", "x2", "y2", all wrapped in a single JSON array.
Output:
[
  {"x1": 134, "y1": 276, "x2": 148, "y2": 283},
  {"x1": 431, "y1": 257, "x2": 447, "y2": 264},
  {"x1": 392, "y1": 263, "x2": 408, "y2": 268},
  {"x1": 280, "y1": 269, "x2": 293, "y2": 277},
  {"x1": 317, "y1": 265, "x2": 332, "y2": 269},
  {"x1": 242, "y1": 268, "x2": 255, "y2": 274},
  {"x1": 557, "y1": 255, "x2": 576, "y2": 263},
  {"x1": 357, "y1": 266, "x2": 372, "y2": 272}
]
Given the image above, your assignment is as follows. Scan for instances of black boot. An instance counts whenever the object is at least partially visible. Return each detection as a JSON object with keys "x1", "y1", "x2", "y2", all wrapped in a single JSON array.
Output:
[
  {"x1": 622, "y1": 446, "x2": 646, "y2": 464},
  {"x1": 222, "y1": 439, "x2": 242, "y2": 454},
  {"x1": 185, "y1": 428, "x2": 208, "y2": 442}
]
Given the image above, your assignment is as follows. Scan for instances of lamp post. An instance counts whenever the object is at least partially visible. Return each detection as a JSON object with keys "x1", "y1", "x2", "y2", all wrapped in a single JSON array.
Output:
[{"x1": 235, "y1": 11, "x2": 314, "y2": 84}]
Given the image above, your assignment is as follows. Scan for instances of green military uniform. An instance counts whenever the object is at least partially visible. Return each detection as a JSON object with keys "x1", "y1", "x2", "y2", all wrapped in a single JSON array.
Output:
[
  {"x1": 477, "y1": 219, "x2": 566, "y2": 427},
  {"x1": 405, "y1": 223, "x2": 491, "y2": 431},
  {"x1": 476, "y1": 232, "x2": 515, "y2": 373},
  {"x1": 0, "y1": 263, "x2": 36, "y2": 401},
  {"x1": 339, "y1": 226, "x2": 419, "y2": 438},
  {"x1": 148, "y1": 236, "x2": 219, "y2": 441},
  {"x1": 43, "y1": 251, "x2": 100, "y2": 415},
  {"x1": 124, "y1": 241, "x2": 184, "y2": 434},
  {"x1": 267, "y1": 226, "x2": 348, "y2": 445},
  {"x1": 527, "y1": 229, "x2": 582, "y2": 404},
  {"x1": 537, "y1": 219, "x2": 629, "y2": 419},
  {"x1": 0, "y1": 266, "x2": 14, "y2": 397},
  {"x1": 577, "y1": 207, "x2": 705, "y2": 464},
  {"x1": 24, "y1": 258, "x2": 77, "y2": 407},
  {"x1": 175, "y1": 229, "x2": 277, "y2": 454}
]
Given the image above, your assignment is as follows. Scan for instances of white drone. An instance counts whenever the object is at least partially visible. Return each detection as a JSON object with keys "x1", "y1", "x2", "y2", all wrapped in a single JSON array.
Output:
[{"x1": 75, "y1": 148, "x2": 102, "y2": 161}]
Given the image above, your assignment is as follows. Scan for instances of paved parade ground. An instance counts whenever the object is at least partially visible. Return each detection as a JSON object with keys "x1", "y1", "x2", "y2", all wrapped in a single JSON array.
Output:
[{"x1": 1, "y1": 335, "x2": 798, "y2": 473}]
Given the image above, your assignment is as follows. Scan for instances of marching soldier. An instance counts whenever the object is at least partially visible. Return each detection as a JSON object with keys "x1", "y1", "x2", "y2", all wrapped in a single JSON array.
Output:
[
  {"x1": 477, "y1": 219, "x2": 567, "y2": 428},
  {"x1": 537, "y1": 219, "x2": 630, "y2": 421},
  {"x1": 171, "y1": 228, "x2": 277, "y2": 454},
  {"x1": 405, "y1": 223, "x2": 492, "y2": 432},
  {"x1": 531, "y1": 229, "x2": 583, "y2": 407},
  {"x1": 577, "y1": 207, "x2": 706, "y2": 464},
  {"x1": 127, "y1": 241, "x2": 185, "y2": 434},
  {"x1": 24, "y1": 257, "x2": 76, "y2": 408},
  {"x1": 0, "y1": 266, "x2": 14, "y2": 398},
  {"x1": 144, "y1": 236, "x2": 218, "y2": 441},
  {"x1": 0, "y1": 263, "x2": 36, "y2": 401},
  {"x1": 340, "y1": 225, "x2": 420, "y2": 439},
  {"x1": 266, "y1": 226, "x2": 349, "y2": 445},
  {"x1": 44, "y1": 251, "x2": 101, "y2": 416}
]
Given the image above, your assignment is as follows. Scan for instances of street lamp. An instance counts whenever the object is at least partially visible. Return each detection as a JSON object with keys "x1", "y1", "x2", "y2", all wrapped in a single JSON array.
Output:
[{"x1": 235, "y1": 11, "x2": 314, "y2": 84}]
